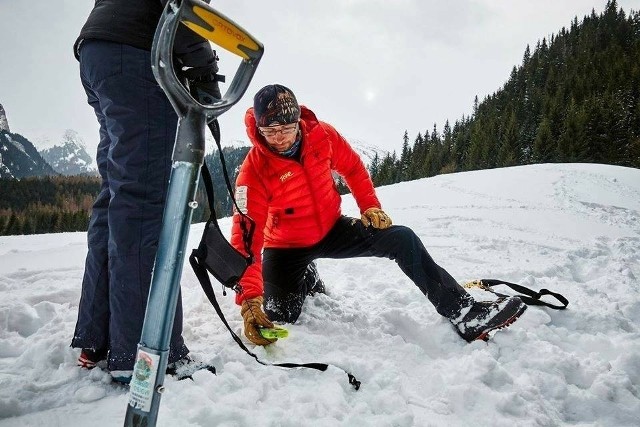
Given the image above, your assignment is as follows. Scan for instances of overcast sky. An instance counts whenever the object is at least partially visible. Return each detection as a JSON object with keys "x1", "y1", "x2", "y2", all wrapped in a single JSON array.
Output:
[{"x1": 1, "y1": 0, "x2": 639, "y2": 159}]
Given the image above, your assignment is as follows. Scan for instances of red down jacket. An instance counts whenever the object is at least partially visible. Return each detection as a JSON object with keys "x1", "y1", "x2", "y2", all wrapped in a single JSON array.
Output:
[{"x1": 231, "y1": 106, "x2": 381, "y2": 304}]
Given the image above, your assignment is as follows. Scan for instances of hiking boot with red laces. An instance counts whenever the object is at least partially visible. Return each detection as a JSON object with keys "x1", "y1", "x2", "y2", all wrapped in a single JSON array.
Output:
[
  {"x1": 77, "y1": 348, "x2": 107, "y2": 369},
  {"x1": 453, "y1": 296, "x2": 527, "y2": 342}
]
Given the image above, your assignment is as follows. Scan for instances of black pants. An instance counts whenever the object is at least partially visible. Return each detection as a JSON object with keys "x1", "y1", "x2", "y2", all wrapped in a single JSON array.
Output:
[{"x1": 262, "y1": 216, "x2": 472, "y2": 323}]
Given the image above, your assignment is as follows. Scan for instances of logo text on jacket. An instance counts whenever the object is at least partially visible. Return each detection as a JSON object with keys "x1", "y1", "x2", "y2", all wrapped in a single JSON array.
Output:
[{"x1": 280, "y1": 171, "x2": 293, "y2": 182}]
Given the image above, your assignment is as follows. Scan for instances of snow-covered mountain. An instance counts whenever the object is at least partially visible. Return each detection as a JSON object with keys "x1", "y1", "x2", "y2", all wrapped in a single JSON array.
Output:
[
  {"x1": 349, "y1": 139, "x2": 389, "y2": 166},
  {"x1": 0, "y1": 103, "x2": 57, "y2": 179},
  {"x1": 0, "y1": 130, "x2": 56, "y2": 179},
  {"x1": 1, "y1": 163, "x2": 638, "y2": 426},
  {"x1": 0, "y1": 104, "x2": 9, "y2": 133},
  {"x1": 219, "y1": 138, "x2": 252, "y2": 150},
  {"x1": 39, "y1": 130, "x2": 95, "y2": 176}
]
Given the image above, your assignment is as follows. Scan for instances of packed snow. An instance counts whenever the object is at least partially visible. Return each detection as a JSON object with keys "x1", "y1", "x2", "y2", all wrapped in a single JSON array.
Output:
[{"x1": 0, "y1": 163, "x2": 639, "y2": 426}]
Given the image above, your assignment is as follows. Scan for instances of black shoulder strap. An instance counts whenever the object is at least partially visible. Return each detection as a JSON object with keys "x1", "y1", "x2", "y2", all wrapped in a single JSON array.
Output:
[
  {"x1": 189, "y1": 253, "x2": 361, "y2": 390},
  {"x1": 205, "y1": 120, "x2": 255, "y2": 262},
  {"x1": 466, "y1": 279, "x2": 569, "y2": 310}
]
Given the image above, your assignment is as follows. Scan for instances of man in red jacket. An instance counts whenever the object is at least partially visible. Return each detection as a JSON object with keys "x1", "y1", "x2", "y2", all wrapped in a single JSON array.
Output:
[{"x1": 232, "y1": 84, "x2": 527, "y2": 345}]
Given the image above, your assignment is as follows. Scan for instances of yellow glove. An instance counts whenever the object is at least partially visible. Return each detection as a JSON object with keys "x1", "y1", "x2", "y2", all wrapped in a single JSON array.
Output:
[
  {"x1": 241, "y1": 296, "x2": 276, "y2": 346},
  {"x1": 361, "y1": 207, "x2": 392, "y2": 229}
]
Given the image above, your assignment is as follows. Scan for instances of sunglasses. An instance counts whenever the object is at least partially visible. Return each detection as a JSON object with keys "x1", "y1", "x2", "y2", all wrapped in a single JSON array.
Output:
[{"x1": 258, "y1": 123, "x2": 298, "y2": 137}]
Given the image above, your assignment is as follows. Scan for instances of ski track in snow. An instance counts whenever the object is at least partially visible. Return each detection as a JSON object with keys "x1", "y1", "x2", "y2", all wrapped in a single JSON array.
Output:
[{"x1": 0, "y1": 163, "x2": 639, "y2": 426}]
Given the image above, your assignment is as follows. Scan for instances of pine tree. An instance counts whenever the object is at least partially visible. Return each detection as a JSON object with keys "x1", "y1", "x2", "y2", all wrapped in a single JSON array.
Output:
[
  {"x1": 369, "y1": 153, "x2": 380, "y2": 180},
  {"x1": 557, "y1": 99, "x2": 584, "y2": 161},
  {"x1": 499, "y1": 110, "x2": 519, "y2": 166},
  {"x1": 22, "y1": 216, "x2": 36, "y2": 235},
  {"x1": 407, "y1": 133, "x2": 424, "y2": 179},
  {"x1": 440, "y1": 120, "x2": 456, "y2": 173},
  {"x1": 522, "y1": 44, "x2": 531, "y2": 67},
  {"x1": 424, "y1": 124, "x2": 443, "y2": 176},
  {"x1": 533, "y1": 117, "x2": 554, "y2": 162},
  {"x1": 5, "y1": 213, "x2": 22, "y2": 235},
  {"x1": 399, "y1": 131, "x2": 411, "y2": 180}
]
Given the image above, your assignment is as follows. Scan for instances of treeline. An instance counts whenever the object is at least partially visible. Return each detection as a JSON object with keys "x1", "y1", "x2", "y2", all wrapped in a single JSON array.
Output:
[
  {"x1": 0, "y1": 175, "x2": 100, "y2": 236},
  {"x1": 0, "y1": 145, "x2": 251, "y2": 236},
  {"x1": 370, "y1": 1, "x2": 640, "y2": 186},
  {"x1": 192, "y1": 145, "x2": 251, "y2": 221}
]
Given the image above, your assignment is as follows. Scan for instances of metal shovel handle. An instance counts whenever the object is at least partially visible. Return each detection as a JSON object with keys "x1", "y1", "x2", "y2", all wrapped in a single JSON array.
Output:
[{"x1": 152, "y1": 0, "x2": 264, "y2": 120}]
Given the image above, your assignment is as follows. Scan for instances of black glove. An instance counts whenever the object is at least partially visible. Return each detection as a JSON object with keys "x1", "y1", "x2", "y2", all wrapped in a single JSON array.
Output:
[{"x1": 183, "y1": 65, "x2": 225, "y2": 104}]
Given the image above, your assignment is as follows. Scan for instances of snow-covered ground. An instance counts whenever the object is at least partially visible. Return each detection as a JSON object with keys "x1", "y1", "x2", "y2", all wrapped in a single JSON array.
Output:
[{"x1": 1, "y1": 163, "x2": 639, "y2": 426}]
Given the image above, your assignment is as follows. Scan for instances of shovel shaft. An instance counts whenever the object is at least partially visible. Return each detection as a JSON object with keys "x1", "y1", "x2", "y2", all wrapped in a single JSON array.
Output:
[
  {"x1": 124, "y1": 0, "x2": 264, "y2": 425},
  {"x1": 124, "y1": 111, "x2": 204, "y2": 426}
]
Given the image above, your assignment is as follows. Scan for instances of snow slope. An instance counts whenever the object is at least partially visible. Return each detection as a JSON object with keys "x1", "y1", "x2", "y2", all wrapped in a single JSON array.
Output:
[{"x1": 0, "y1": 163, "x2": 639, "y2": 426}]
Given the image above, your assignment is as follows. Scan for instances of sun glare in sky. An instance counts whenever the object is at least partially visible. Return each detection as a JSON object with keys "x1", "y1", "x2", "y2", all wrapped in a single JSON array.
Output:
[{"x1": 364, "y1": 89, "x2": 376, "y2": 102}]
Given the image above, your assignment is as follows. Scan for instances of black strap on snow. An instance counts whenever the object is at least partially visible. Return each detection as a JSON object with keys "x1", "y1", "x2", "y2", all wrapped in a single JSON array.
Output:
[
  {"x1": 189, "y1": 119, "x2": 361, "y2": 390},
  {"x1": 190, "y1": 254, "x2": 361, "y2": 390},
  {"x1": 465, "y1": 279, "x2": 569, "y2": 310}
]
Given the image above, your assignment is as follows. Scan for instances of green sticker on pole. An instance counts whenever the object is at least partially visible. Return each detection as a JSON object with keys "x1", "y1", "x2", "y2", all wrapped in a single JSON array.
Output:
[{"x1": 128, "y1": 349, "x2": 161, "y2": 412}]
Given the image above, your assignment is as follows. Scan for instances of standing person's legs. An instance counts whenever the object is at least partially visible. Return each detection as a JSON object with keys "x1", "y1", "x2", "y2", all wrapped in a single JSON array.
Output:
[
  {"x1": 75, "y1": 40, "x2": 188, "y2": 373},
  {"x1": 71, "y1": 79, "x2": 112, "y2": 355}
]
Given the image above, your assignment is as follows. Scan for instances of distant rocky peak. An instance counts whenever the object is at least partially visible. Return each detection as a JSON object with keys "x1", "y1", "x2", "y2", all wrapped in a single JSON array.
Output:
[
  {"x1": 39, "y1": 129, "x2": 95, "y2": 176},
  {"x1": 61, "y1": 129, "x2": 86, "y2": 150},
  {"x1": 349, "y1": 139, "x2": 389, "y2": 166},
  {"x1": 0, "y1": 103, "x2": 9, "y2": 132}
]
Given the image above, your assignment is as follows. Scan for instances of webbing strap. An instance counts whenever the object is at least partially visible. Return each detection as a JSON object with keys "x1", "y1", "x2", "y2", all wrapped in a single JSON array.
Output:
[
  {"x1": 189, "y1": 253, "x2": 361, "y2": 390},
  {"x1": 205, "y1": 119, "x2": 255, "y2": 263},
  {"x1": 465, "y1": 279, "x2": 569, "y2": 310}
]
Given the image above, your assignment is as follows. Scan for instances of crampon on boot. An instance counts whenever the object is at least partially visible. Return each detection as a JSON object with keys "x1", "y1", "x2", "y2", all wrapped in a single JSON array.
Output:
[{"x1": 453, "y1": 296, "x2": 527, "y2": 342}]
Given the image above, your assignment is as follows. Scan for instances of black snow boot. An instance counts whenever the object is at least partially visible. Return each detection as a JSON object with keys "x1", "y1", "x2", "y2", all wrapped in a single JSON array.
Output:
[
  {"x1": 166, "y1": 356, "x2": 216, "y2": 381},
  {"x1": 453, "y1": 296, "x2": 527, "y2": 342}
]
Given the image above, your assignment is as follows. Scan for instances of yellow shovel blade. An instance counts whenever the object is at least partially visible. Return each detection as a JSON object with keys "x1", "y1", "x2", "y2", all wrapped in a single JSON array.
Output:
[{"x1": 182, "y1": 5, "x2": 261, "y2": 60}]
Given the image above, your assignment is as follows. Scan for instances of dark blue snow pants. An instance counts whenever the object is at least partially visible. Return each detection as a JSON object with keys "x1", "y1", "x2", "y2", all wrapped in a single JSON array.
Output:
[
  {"x1": 71, "y1": 40, "x2": 188, "y2": 372},
  {"x1": 262, "y1": 216, "x2": 473, "y2": 323}
]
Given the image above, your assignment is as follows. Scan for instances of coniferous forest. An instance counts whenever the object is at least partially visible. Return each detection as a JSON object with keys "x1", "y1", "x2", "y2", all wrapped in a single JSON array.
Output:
[
  {"x1": 369, "y1": 1, "x2": 640, "y2": 186},
  {"x1": 0, "y1": 176, "x2": 100, "y2": 236},
  {"x1": 2, "y1": 1, "x2": 638, "y2": 236},
  {"x1": 191, "y1": 145, "x2": 251, "y2": 222}
]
